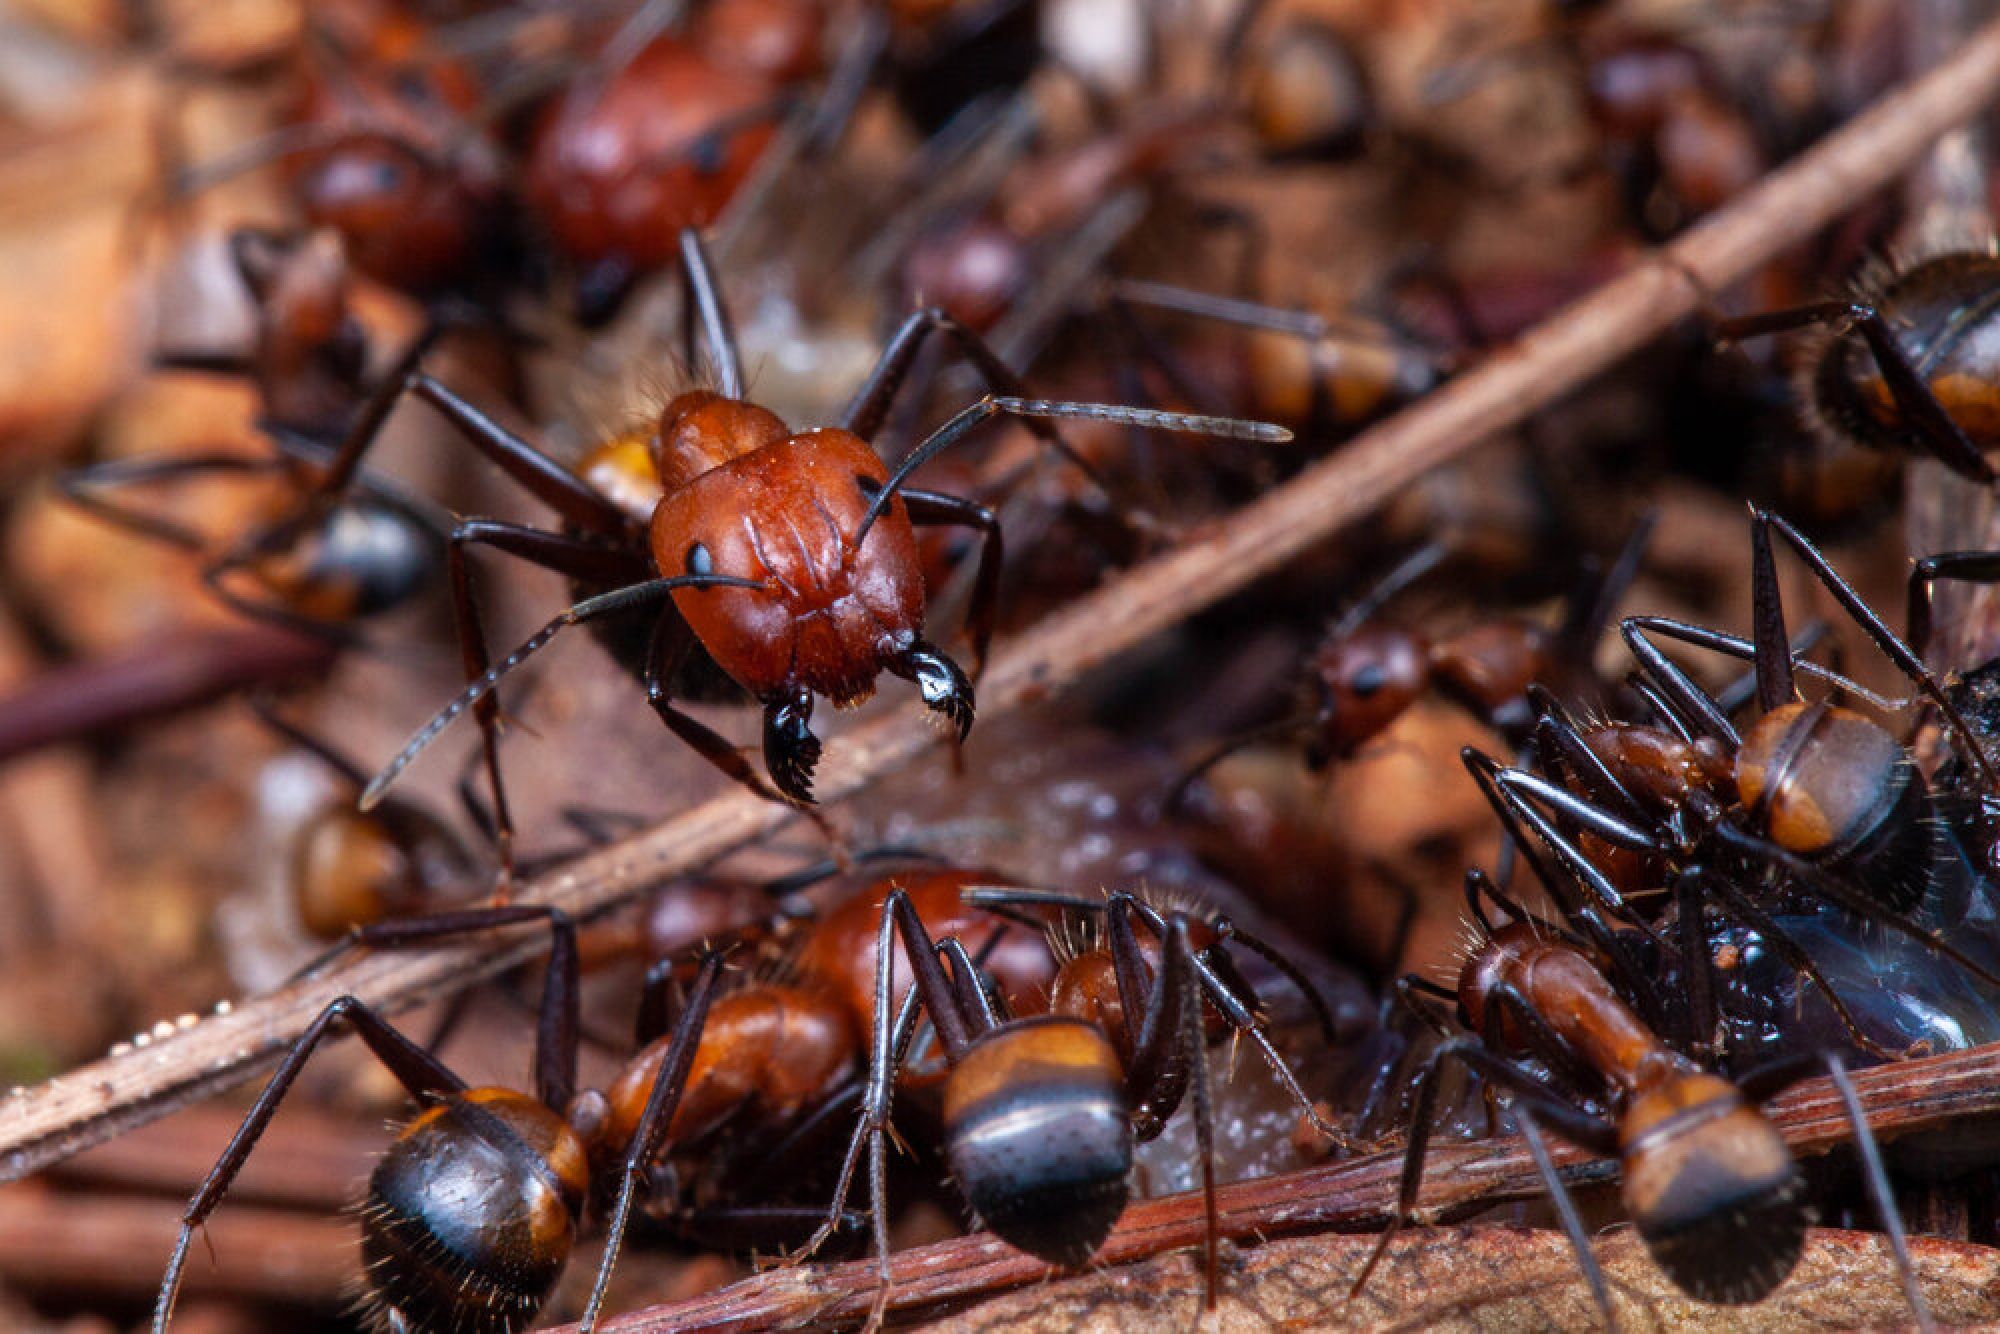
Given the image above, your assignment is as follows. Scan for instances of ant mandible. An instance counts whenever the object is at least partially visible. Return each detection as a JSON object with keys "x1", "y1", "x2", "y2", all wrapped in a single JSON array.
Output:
[
  {"x1": 354, "y1": 228, "x2": 1286, "y2": 866},
  {"x1": 1364, "y1": 870, "x2": 1928, "y2": 1323}
]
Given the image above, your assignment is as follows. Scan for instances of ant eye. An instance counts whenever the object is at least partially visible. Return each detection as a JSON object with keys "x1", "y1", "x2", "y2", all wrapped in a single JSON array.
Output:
[
  {"x1": 690, "y1": 133, "x2": 727, "y2": 175},
  {"x1": 1349, "y1": 664, "x2": 1386, "y2": 698},
  {"x1": 686, "y1": 542, "x2": 714, "y2": 576},
  {"x1": 371, "y1": 159, "x2": 407, "y2": 192},
  {"x1": 856, "y1": 474, "x2": 882, "y2": 498}
]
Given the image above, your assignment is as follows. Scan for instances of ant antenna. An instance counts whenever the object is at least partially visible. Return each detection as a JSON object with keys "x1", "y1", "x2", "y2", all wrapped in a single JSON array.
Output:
[
  {"x1": 852, "y1": 395, "x2": 1290, "y2": 545},
  {"x1": 360, "y1": 573, "x2": 760, "y2": 809}
]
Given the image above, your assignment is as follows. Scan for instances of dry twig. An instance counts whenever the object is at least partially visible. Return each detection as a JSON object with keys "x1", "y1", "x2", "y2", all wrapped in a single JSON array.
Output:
[
  {"x1": 6, "y1": 16, "x2": 2000, "y2": 1183},
  {"x1": 564, "y1": 1037, "x2": 2000, "y2": 1331}
]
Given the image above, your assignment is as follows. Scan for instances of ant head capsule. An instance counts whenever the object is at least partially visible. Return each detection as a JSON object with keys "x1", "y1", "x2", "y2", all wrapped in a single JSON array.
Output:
[
  {"x1": 1305, "y1": 626, "x2": 1429, "y2": 764},
  {"x1": 1619, "y1": 1073, "x2": 1805, "y2": 1305},
  {"x1": 942, "y1": 1016, "x2": 1132, "y2": 1268},
  {"x1": 648, "y1": 430, "x2": 924, "y2": 704},
  {"x1": 360, "y1": 1088, "x2": 590, "y2": 1334},
  {"x1": 1736, "y1": 700, "x2": 1932, "y2": 911}
]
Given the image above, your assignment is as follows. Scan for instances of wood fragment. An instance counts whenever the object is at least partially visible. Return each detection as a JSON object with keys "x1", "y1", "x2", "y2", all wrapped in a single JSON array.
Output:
[
  {"x1": 7, "y1": 14, "x2": 2000, "y2": 1186},
  {"x1": 560, "y1": 1038, "x2": 2000, "y2": 1331}
]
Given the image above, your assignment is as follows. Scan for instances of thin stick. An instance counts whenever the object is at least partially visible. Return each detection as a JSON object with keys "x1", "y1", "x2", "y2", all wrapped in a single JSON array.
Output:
[
  {"x1": 7, "y1": 16, "x2": 2000, "y2": 1182},
  {"x1": 556, "y1": 1037, "x2": 2000, "y2": 1331}
]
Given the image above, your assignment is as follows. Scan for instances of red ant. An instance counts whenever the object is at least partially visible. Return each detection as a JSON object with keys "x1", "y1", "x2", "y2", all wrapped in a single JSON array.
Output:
[
  {"x1": 151, "y1": 227, "x2": 372, "y2": 442},
  {"x1": 1367, "y1": 870, "x2": 1929, "y2": 1324},
  {"x1": 800, "y1": 884, "x2": 1362, "y2": 1321},
  {"x1": 1466, "y1": 510, "x2": 2000, "y2": 1063},
  {"x1": 1171, "y1": 517, "x2": 1650, "y2": 805},
  {"x1": 348, "y1": 228, "x2": 1283, "y2": 869}
]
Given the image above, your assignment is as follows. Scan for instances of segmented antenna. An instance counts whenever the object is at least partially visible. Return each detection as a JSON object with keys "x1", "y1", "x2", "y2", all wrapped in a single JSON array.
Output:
[{"x1": 359, "y1": 574, "x2": 761, "y2": 810}]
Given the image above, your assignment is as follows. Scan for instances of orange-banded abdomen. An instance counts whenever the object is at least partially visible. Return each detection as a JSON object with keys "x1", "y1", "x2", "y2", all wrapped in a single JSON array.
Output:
[
  {"x1": 359, "y1": 1088, "x2": 590, "y2": 1334},
  {"x1": 1735, "y1": 700, "x2": 1933, "y2": 912},
  {"x1": 1813, "y1": 252, "x2": 2000, "y2": 456},
  {"x1": 941, "y1": 1017, "x2": 1131, "y2": 1267},
  {"x1": 1619, "y1": 1073, "x2": 1805, "y2": 1304},
  {"x1": 649, "y1": 431, "x2": 924, "y2": 703},
  {"x1": 604, "y1": 984, "x2": 855, "y2": 1152}
]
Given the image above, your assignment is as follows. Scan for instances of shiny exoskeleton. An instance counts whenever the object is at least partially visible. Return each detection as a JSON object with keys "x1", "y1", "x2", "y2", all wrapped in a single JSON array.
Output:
[
  {"x1": 806, "y1": 885, "x2": 1357, "y2": 1317},
  {"x1": 355, "y1": 229, "x2": 1284, "y2": 861},
  {"x1": 1720, "y1": 252, "x2": 2000, "y2": 485},
  {"x1": 1364, "y1": 891, "x2": 1927, "y2": 1318},
  {"x1": 154, "y1": 909, "x2": 730, "y2": 1334}
]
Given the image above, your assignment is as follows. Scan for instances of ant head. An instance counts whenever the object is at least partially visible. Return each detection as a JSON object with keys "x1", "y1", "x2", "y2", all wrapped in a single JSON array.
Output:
[
  {"x1": 942, "y1": 1016, "x2": 1132, "y2": 1268},
  {"x1": 361, "y1": 1088, "x2": 589, "y2": 1333},
  {"x1": 648, "y1": 432, "x2": 924, "y2": 703},
  {"x1": 1304, "y1": 626, "x2": 1429, "y2": 765},
  {"x1": 1736, "y1": 701, "x2": 1932, "y2": 909},
  {"x1": 292, "y1": 140, "x2": 491, "y2": 295},
  {"x1": 1619, "y1": 1072, "x2": 1806, "y2": 1304}
]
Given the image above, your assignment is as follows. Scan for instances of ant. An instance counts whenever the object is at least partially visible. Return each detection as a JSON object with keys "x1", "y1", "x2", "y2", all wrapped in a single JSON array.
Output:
[
  {"x1": 1715, "y1": 247, "x2": 2000, "y2": 485},
  {"x1": 151, "y1": 907, "x2": 760, "y2": 1333},
  {"x1": 1363, "y1": 869, "x2": 1928, "y2": 1324},
  {"x1": 350, "y1": 228, "x2": 1284, "y2": 867},
  {"x1": 802, "y1": 884, "x2": 1363, "y2": 1320},
  {"x1": 151, "y1": 227, "x2": 372, "y2": 443},
  {"x1": 1171, "y1": 516, "x2": 1650, "y2": 802},
  {"x1": 52, "y1": 350, "x2": 451, "y2": 645},
  {"x1": 1469, "y1": 509, "x2": 2000, "y2": 1060}
]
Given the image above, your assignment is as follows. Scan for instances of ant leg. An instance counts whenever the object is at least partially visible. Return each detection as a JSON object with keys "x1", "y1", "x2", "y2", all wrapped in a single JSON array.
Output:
[
  {"x1": 1755, "y1": 508, "x2": 2000, "y2": 791},
  {"x1": 1181, "y1": 933, "x2": 1223, "y2": 1309},
  {"x1": 153, "y1": 349, "x2": 254, "y2": 377},
  {"x1": 1717, "y1": 302, "x2": 1995, "y2": 483},
  {"x1": 362, "y1": 574, "x2": 759, "y2": 808},
  {"x1": 1393, "y1": 975, "x2": 1461, "y2": 1037},
  {"x1": 1350, "y1": 1038, "x2": 1617, "y2": 1299},
  {"x1": 54, "y1": 453, "x2": 292, "y2": 551},
  {"x1": 884, "y1": 638, "x2": 974, "y2": 742},
  {"x1": 246, "y1": 695, "x2": 371, "y2": 792},
  {"x1": 1907, "y1": 550, "x2": 2000, "y2": 661},
  {"x1": 581, "y1": 951, "x2": 726, "y2": 1334},
  {"x1": 1619, "y1": 617, "x2": 1886, "y2": 709},
  {"x1": 677, "y1": 230, "x2": 742, "y2": 399},
  {"x1": 853, "y1": 394, "x2": 1286, "y2": 548},
  {"x1": 1620, "y1": 618, "x2": 1741, "y2": 745},
  {"x1": 154, "y1": 996, "x2": 463, "y2": 1333},
  {"x1": 1516, "y1": 1106, "x2": 1617, "y2": 1327},
  {"x1": 1825, "y1": 1055, "x2": 1936, "y2": 1334},
  {"x1": 900, "y1": 488, "x2": 1001, "y2": 675},
  {"x1": 1749, "y1": 510, "x2": 1797, "y2": 711}
]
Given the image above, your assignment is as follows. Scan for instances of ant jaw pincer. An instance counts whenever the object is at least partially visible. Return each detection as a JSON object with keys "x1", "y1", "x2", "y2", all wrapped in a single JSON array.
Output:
[
  {"x1": 763, "y1": 688, "x2": 822, "y2": 804},
  {"x1": 1621, "y1": 1076, "x2": 1807, "y2": 1305},
  {"x1": 893, "y1": 641, "x2": 975, "y2": 741}
]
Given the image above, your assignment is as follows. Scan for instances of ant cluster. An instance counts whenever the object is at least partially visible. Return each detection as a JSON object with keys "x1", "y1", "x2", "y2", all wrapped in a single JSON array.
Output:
[{"x1": 8, "y1": 0, "x2": 2000, "y2": 1331}]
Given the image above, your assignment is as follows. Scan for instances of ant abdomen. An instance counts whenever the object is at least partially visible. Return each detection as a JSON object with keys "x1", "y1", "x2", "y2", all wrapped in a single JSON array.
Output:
[
  {"x1": 1620, "y1": 1073, "x2": 1806, "y2": 1305},
  {"x1": 360, "y1": 1089, "x2": 590, "y2": 1334},
  {"x1": 1736, "y1": 701, "x2": 1936, "y2": 913},
  {"x1": 942, "y1": 1016, "x2": 1132, "y2": 1268},
  {"x1": 1808, "y1": 252, "x2": 2000, "y2": 458}
]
